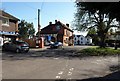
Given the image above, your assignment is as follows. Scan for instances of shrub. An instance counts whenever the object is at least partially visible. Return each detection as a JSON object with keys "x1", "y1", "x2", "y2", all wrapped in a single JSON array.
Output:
[{"x1": 79, "y1": 47, "x2": 120, "y2": 56}]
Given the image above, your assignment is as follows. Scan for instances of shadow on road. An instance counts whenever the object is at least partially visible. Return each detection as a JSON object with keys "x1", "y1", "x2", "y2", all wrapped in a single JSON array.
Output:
[
  {"x1": 72, "y1": 70, "x2": 120, "y2": 81},
  {"x1": 2, "y1": 46, "x2": 119, "y2": 61},
  {"x1": 72, "y1": 64, "x2": 120, "y2": 81},
  {"x1": 2, "y1": 47, "x2": 86, "y2": 61},
  {"x1": 2, "y1": 71, "x2": 120, "y2": 81}
]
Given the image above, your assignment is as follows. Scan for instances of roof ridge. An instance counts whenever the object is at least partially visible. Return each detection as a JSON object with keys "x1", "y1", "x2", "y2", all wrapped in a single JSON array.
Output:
[
  {"x1": 1, "y1": 10, "x2": 20, "y2": 21},
  {"x1": 57, "y1": 21, "x2": 73, "y2": 32}
]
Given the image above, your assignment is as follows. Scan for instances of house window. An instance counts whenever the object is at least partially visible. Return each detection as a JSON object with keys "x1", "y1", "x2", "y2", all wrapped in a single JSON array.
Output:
[
  {"x1": 66, "y1": 38, "x2": 68, "y2": 42},
  {"x1": 66, "y1": 30, "x2": 70, "y2": 36},
  {"x1": 74, "y1": 38, "x2": 76, "y2": 40},
  {"x1": 81, "y1": 38, "x2": 83, "y2": 40},
  {"x1": 2, "y1": 17, "x2": 9, "y2": 26},
  {"x1": 56, "y1": 25, "x2": 60, "y2": 30},
  {"x1": 77, "y1": 35, "x2": 80, "y2": 38}
]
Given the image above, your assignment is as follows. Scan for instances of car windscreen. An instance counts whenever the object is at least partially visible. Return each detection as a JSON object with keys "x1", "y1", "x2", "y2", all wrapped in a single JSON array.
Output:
[
  {"x1": 54, "y1": 42, "x2": 58, "y2": 44},
  {"x1": 15, "y1": 41, "x2": 26, "y2": 45}
]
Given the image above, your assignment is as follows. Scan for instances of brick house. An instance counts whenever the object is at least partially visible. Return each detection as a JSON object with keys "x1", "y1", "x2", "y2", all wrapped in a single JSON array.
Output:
[
  {"x1": 106, "y1": 28, "x2": 120, "y2": 47},
  {"x1": 0, "y1": 10, "x2": 19, "y2": 46},
  {"x1": 116, "y1": 28, "x2": 120, "y2": 47},
  {"x1": 37, "y1": 20, "x2": 74, "y2": 46}
]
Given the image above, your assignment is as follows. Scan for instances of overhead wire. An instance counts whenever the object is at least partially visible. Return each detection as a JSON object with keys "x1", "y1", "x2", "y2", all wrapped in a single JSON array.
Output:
[
  {"x1": 21, "y1": 2, "x2": 45, "y2": 21},
  {"x1": 23, "y1": 3, "x2": 37, "y2": 10}
]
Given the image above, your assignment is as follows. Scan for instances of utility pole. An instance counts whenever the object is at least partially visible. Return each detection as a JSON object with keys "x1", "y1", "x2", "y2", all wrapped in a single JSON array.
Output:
[{"x1": 38, "y1": 9, "x2": 41, "y2": 39}]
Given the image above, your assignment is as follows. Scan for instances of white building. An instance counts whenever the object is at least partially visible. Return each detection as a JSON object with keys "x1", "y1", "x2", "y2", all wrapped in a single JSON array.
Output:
[
  {"x1": 74, "y1": 35, "x2": 92, "y2": 45},
  {"x1": 85, "y1": 36, "x2": 92, "y2": 45}
]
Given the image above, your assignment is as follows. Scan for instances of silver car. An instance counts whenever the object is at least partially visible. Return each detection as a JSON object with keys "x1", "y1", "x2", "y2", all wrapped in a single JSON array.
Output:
[
  {"x1": 2, "y1": 40, "x2": 29, "y2": 53},
  {"x1": 50, "y1": 42, "x2": 63, "y2": 48}
]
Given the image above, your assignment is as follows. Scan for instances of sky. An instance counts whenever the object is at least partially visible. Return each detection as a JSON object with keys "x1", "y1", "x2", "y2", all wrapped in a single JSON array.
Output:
[{"x1": 1, "y1": 1, "x2": 87, "y2": 36}]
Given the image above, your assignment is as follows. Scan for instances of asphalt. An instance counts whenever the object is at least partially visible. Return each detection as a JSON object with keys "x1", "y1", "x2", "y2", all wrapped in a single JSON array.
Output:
[{"x1": 1, "y1": 46, "x2": 119, "y2": 80}]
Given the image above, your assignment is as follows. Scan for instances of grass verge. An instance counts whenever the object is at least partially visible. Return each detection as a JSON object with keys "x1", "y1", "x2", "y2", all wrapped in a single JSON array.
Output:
[{"x1": 78, "y1": 47, "x2": 120, "y2": 56}]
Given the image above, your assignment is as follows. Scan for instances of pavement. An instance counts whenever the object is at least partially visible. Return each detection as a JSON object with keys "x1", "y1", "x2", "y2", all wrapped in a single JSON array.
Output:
[{"x1": 0, "y1": 46, "x2": 119, "y2": 80}]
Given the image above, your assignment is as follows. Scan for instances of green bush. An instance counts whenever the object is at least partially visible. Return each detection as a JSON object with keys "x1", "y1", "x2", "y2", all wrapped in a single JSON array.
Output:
[{"x1": 79, "y1": 47, "x2": 120, "y2": 56}]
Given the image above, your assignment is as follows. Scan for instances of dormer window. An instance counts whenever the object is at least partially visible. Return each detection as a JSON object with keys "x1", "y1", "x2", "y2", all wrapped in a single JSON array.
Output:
[
  {"x1": 56, "y1": 25, "x2": 60, "y2": 30},
  {"x1": 1, "y1": 17, "x2": 9, "y2": 26}
]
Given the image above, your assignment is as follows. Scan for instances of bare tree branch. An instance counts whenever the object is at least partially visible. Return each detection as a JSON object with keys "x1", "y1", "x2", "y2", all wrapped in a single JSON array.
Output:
[{"x1": 93, "y1": 14, "x2": 99, "y2": 23}]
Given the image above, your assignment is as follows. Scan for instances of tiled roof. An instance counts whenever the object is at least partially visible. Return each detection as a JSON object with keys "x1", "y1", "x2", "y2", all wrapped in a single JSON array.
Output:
[
  {"x1": 40, "y1": 24, "x2": 58, "y2": 34},
  {"x1": 0, "y1": 10, "x2": 20, "y2": 21},
  {"x1": 40, "y1": 21, "x2": 73, "y2": 34},
  {"x1": 58, "y1": 21, "x2": 73, "y2": 32}
]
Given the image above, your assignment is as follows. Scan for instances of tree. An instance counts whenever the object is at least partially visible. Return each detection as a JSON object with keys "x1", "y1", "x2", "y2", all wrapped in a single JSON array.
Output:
[
  {"x1": 87, "y1": 28, "x2": 96, "y2": 36},
  {"x1": 26, "y1": 22, "x2": 35, "y2": 38},
  {"x1": 87, "y1": 28, "x2": 99, "y2": 45},
  {"x1": 18, "y1": 20, "x2": 35, "y2": 39},
  {"x1": 74, "y1": 2, "x2": 119, "y2": 48},
  {"x1": 109, "y1": 28, "x2": 114, "y2": 35},
  {"x1": 107, "y1": 2, "x2": 120, "y2": 22}
]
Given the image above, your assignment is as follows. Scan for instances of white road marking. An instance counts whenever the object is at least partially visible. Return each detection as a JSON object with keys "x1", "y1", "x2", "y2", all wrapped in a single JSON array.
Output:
[
  {"x1": 93, "y1": 75, "x2": 100, "y2": 77},
  {"x1": 68, "y1": 72, "x2": 72, "y2": 75},
  {"x1": 69, "y1": 68, "x2": 74, "y2": 71},
  {"x1": 56, "y1": 76, "x2": 60, "y2": 79},
  {"x1": 111, "y1": 59, "x2": 117, "y2": 61},
  {"x1": 56, "y1": 59, "x2": 70, "y2": 79},
  {"x1": 58, "y1": 71, "x2": 63, "y2": 75},
  {"x1": 91, "y1": 62, "x2": 100, "y2": 64},
  {"x1": 54, "y1": 58, "x2": 59, "y2": 59},
  {"x1": 96, "y1": 60, "x2": 102, "y2": 62},
  {"x1": 103, "y1": 59, "x2": 107, "y2": 61}
]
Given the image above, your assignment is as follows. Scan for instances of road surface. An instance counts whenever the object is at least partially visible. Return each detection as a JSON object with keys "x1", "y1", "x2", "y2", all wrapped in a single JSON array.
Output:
[{"x1": 1, "y1": 46, "x2": 119, "y2": 80}]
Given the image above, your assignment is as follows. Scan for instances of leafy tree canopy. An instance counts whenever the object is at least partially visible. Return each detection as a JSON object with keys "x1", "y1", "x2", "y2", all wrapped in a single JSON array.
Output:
[
  {"x1": 74, "y1": 2, "x2": 120, "y2": 48},
  {"x1": 18, "y1": 20, "x2": 35, "y2": 39}
]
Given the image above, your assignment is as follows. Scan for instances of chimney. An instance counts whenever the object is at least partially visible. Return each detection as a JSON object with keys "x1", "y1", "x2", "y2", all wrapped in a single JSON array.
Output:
[
  {"x1": 66, "y1": 24, "x2": 69, "y2": 27},
  {"x1": 49, "y1": 22, "x2": 52, "y2": 25},
  {"x1": 55, "y1": 20, "x2": 57, "y2": 24}
]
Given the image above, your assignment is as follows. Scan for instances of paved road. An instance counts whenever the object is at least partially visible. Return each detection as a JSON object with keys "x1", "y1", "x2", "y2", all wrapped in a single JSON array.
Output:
[
  {"x1": 0, "y1": 47, "x2": 2, "y2": 80},
  {"x1": 1, "y1": 46, "x2": 119, "y2": 80}
]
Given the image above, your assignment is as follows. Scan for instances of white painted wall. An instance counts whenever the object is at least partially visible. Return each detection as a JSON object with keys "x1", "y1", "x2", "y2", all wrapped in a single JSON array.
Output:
[
  {"x1": 74, "y1": 35, "x2": 92, "y2": 45},
  {"x1": 86, "y1": 37, "x2": 92, "y2": 45}
]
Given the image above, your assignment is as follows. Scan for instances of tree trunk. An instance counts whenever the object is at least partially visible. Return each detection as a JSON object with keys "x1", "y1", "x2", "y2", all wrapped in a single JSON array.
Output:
[
  {"x1": 97, "y1": 22, "x2": 107, "y2": 48},
  {"x1": 98, "y1": 31, "x2": 107, "y2": 48},
  {"x1": 100, "y1": 36, "x2": 106, "y2": 48}
]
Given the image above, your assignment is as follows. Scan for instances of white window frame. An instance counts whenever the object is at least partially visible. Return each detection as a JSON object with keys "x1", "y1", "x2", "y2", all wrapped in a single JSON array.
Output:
[{"x1": 1, "y1": 16, "x2": 9, "y2": 26}]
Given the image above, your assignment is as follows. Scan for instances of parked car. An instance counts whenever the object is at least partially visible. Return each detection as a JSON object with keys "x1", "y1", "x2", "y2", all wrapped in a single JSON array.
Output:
[
  {"x1": 2, "y1": 40, "x2": 29, "y2": 53},
  {"x1": 50, "y1": 42, "x2": 63, "y2": 48},
  {"x1": 49, "y1": 41, "x2": 54, "y2": 45}
]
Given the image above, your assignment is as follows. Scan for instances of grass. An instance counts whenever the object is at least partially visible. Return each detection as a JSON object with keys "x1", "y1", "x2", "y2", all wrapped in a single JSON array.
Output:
[{"x1": 78, "y1": 47, "x2": 120, "y2": 56}]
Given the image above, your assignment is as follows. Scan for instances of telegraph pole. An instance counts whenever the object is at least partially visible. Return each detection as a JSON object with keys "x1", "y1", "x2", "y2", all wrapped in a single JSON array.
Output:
[{"x1": 38, "y1": 9, "x2": 41, "y2": 39}]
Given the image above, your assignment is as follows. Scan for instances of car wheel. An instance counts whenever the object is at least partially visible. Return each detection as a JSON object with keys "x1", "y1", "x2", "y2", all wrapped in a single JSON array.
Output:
[
  {"x1": 16, "y1": 48, "x2": 20, "y2": 53},
  {"x1": 58, "y1": 46, "x2": 62, "y2": 48},
  {"x1": 2, "y1": 46, "x2": 5, "y2": 51},
  {"x1": 50, "y1": 46, "x2": 53, "y2": 49},
  {"x1": 25, "y1": 50, "x2": 29, "y2": 53}
]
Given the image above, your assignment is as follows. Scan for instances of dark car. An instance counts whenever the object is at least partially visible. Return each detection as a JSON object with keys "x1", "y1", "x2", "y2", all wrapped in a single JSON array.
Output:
[
  {"x1": 50, "y1": 42, "x2": 63, "y2": 48},
  {"x1": 2, "y1": 40, "x2": 29, "y2": 53}
]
